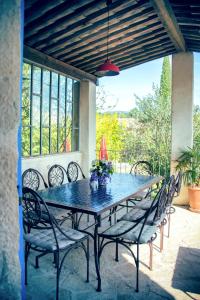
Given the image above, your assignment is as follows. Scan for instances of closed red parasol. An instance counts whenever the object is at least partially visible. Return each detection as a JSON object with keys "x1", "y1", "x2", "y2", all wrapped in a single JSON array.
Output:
[{"x1": 99, "y1": 136, "x2": 108, "y2": 160}]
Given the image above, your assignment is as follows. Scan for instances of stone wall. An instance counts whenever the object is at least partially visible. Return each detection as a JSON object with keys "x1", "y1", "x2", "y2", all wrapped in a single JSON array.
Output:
[{"x1": 0, "y1": 0, "x2": 21, "y2": 299}]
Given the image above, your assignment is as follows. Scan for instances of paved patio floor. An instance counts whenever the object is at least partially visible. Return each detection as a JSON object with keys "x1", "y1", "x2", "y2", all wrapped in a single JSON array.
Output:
[{"x1": 25, "y1": 206, "x2": 200, "y2": 300}]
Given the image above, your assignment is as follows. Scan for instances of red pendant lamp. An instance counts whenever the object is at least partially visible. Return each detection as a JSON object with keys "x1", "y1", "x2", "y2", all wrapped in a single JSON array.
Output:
[{"x1": 95, "y1": 0, "x2": 120, "y2": 77}]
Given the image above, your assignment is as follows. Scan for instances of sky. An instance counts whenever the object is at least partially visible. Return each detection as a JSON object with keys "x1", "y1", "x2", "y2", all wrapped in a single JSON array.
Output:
[{"x1": 97, "y1": 52, "x2": 200, "y2": 112}]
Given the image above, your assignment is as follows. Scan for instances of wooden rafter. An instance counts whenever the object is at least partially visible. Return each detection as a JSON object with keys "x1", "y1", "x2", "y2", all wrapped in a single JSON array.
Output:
[{"x1": 150, "y1": 0, "x2": 186, "y2": 51}]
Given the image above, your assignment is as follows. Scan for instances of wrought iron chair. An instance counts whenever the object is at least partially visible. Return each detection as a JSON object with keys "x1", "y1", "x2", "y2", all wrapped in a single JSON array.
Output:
[
  {"x1": 98, "y1": 182, "x2": 167, "y2": 292},
  {"x1": 120, "y1": 176, "x2": 176, "y2": 251},
  {"x1": 48, "y1": 164, "x2": 68, "y2": 187},
  {"x1": 67, "y1": 161, "x2": 85, "y2": 182},
  {"x1": 174, "y1": 171, "x2": 183, "y2": 197},
  {"x1": 118, "y1": 161, "x2": 154, "y2": 216},
  {"x1": 67, "y1": 161, "x2": 87, "y2": 223},
  {"x1": 22, "y1": 187, "x2": 89, "y2": 300},
  {"x1": 22, "y1": 168, "x2": 48, "y2": 191},
  {"x1": 129, "y1": 160, "x2": 154, "y2": 201},
  {"x1": 164, "y1": 171, "x2": 182, "y2": 237}
]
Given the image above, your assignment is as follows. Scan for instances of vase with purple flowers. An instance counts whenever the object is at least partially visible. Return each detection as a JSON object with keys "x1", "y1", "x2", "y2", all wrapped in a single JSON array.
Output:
[{"x1": 90, "y1": 160, "x2": 114, "y2": 187}]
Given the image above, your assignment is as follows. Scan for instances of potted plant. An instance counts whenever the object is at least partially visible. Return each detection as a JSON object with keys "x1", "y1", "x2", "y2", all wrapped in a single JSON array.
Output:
[
  {"x1": 176, "y1": 144, "x2": 200, "y2": 213},
  {"x1": 90, "y1": 160, "x2": 114, "y2": 186}
]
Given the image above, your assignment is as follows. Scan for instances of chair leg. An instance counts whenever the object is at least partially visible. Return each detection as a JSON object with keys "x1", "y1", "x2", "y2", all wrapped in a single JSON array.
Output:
[
  {"x1": 35, "y1": 252, "x2": 49, "y2": 268},
  {"x1": 167, "y1": 213, "x2": 171, "y2": 238},
  {"x1": 115, "y1": 240, "x2": 119, "y2": 262},
  {"x1": 126, "y1": 200, "x2": 129, "y2": 213},
  {"x1": 86, "y1": 239, "x2": 90, "y2": 282},
  {"x1": 136, "y1": 244, "x2": 139, "y2": 292},
  {"x1": 25, "y1": 242, "x2": 29, "y2": 285},
  {"x1": 148, "y1": 242, "x2": 153, "y2": 270},
  {"x1": 159, "y1": 224, "x2": 164, "y2": 252},
  {"x1": 55, "y1": 251, "x2": 60, "y2": 300}
]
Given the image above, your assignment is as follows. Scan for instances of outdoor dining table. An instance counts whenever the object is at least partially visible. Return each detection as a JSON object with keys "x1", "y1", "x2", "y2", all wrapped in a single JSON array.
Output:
[{"x1": 39, "y1": 173, "x2": 162, "y2": 291}]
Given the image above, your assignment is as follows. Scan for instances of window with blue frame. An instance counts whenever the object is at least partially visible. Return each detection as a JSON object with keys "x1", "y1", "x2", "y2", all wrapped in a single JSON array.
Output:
[{"x1": 22, "y1": 62, "x2": 80, "y2": 157}]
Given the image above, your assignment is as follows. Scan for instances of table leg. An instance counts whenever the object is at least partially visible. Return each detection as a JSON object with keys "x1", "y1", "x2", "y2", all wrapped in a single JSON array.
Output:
[{"x1": 94, "y1": 216, "x2": 101, "y2": 292}]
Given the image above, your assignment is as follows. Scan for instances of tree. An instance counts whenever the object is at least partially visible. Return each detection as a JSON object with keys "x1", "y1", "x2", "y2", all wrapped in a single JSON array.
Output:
[
  {"x1": 159, "y1": 56, "x2": 171, "y2": 100},
  {"x1": 194, "y1": 105, "x2": 200, "y2": 145},
  {"x1": 96, "y1": 113, "x2": 126, "y2": 161},
  {"x1": 123, "y1": 56, "x2": 172, "y2": 176}
]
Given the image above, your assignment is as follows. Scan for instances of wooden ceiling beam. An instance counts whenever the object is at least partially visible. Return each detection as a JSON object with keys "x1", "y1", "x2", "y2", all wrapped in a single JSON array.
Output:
[
  {"x1": 23, "y1": 46, "x2": 97, "y2": 84},
  {"x1": 57, "y1": 20, "x2": 162, "y2": 62},
  {"x1": 25, "y1": 0, "x2": 148, "y2": 46},
  {"x1": 84, "y1": 45, "x2": 175, "y2": 73},
  {"x1": 25, "y1": 0, "x2": 103, "y2": 39},
  {"x1": 150, "y1": 0, "x2": 186, "y2": 51},
  {"x1": 84, "y1": 44, "x2": 175, "y2": 73},
  {"x1": 45, "y1": 8, "x2": 156, "y2": 56},
  {"x1": 58, "y1": 24, "x2": 164, "y2": 64},
  {"x1": 69, "y1": 30, "x2": 168, "y2": 67},
  {"x1": 25, "y1": 0, "x2": 67, "y2": 25},
  {"x1": 75, "y1": 34, "x2": 169, "y2": 69}
]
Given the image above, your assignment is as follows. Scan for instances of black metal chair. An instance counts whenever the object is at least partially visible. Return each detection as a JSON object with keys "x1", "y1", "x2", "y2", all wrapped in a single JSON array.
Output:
[
  {"x1": 129, "y1": 160, "x2": 154, "y2": 200},
  {"x1": 98, "y1": 182, "x2": 167, "y2": 292},
  {"x1": 174, "y1": 171, "x2": 183, "y2": 197},
  {"x1": 67, "y1": 161, "x2": 85, "y2": 182},
  {"x1": 48, "y1": 164, "x2": 68, "y2": 187},
  {"x1": 66, "y1": 161, "x2": 87, "y2": 223},
  {"x1": 22, "y1": 168, "x2": 48, "y2": 191},
  {"x1": 120, "y1": 175, "x2": 176, "y2": 251},
  {"x1": 164, "y1": 172, "x2": 182, "y2": 237},
  {"x1": 22, "y1": 187, "x2": 89, "y2": 300},
  {"x1": 118, "y1": 161, "x2": 154, "y2": 216}
]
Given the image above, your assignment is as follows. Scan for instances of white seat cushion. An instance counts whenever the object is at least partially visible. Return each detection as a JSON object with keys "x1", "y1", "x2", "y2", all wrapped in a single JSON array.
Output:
[{"x1": 24, "y1": 226, "x2": 87, "y2": 251}]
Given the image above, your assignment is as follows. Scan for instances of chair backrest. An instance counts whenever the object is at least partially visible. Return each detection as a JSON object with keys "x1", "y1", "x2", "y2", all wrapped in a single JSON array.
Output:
[
  {"x1": 104, "y1": 181, "x2": 168, "y2": 243},
  {"x1": 148, "y1": 180, "x2": 168, "y2": 224},
  {"x1": 48, "y1": 164, "x2": 68, "y2": 187},
  {"x1": 130, "y1": 160, "x2": 153, "y2": 176},
  {"x1": 67, "y1": 161, "x2": 85, "y2": 182},
  {"x1": 166, "y1": 175, "x2": 176, "y2": 207},
  {"x1": 174, "y1": 171, "x2": 183, "y2": 197},
  {"x1": 22, "y1": 187, "x2": 60, "y2": 248},
  {"x1": 22, "y1": 168, "x2": 48, "y2": 191}
]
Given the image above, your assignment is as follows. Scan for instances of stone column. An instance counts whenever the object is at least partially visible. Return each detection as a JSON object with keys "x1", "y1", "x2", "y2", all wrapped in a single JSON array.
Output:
[
  {"x1": 79, "y1": 80, "x2": 96, "y2": 176},
  {"x1": 171, "y1": 52, "x2": 194, "y2": 204},
  {"x1": 0, "y1": 0, "x2": 21, "y2": 299}
]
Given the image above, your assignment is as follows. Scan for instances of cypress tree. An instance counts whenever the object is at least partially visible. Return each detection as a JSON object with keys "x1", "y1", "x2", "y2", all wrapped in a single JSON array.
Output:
[{"x1": 159, "y1": 56, "x2": 171, "y2": 100}]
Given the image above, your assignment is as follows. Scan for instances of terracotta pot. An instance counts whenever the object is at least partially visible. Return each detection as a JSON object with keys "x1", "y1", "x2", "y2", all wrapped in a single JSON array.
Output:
[{"x1": 188, "y1": 186, "x2": 200, "y2": 213}]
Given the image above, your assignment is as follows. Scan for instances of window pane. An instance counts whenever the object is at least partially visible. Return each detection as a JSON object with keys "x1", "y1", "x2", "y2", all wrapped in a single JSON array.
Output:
[
  {"x1": 22, "y1": 63, "x2": 31, "y2": 126},
  {"x1": 42, "y1": 73, "x2": 50, "y2": 127},
  {"x1": 59, "y1": 127, "x2": 66, "y2": 152},
  {"x1": 32, "y1": 66, "x2": 41, "y2": 94},
  {"x1": 51, "y1": 100, "x2": 58, "y2": 153},
  {"x1": 43, "y1": 69, "x2": 50, "y2": 85},
  {"x1": 52, "y1": 72, "x2": 58, "y2": 98},
  {"x1": 32, "y1": 127, "x2": 40, "y2": 155},
  {"x1": 67, "y1": 78, "x2": 72, "y2": 102},
  {"x1": 32, "y1": 95, "x2": 40, "y2": 126},
  {"x1": 59, "y1": 75, "x2": 66, "y2": 100},
  {"x1": 22, "y1": 127, "x2": 30, "y2": 156},
  {"x1": 42, "y1": 128, "x2": 49, "y2": 155},
  {"x1": 59, "y1": 76, "x2": 66, "y2": 127}
]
